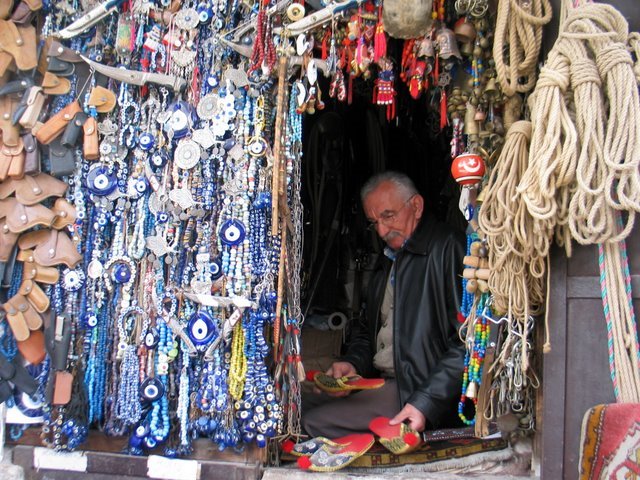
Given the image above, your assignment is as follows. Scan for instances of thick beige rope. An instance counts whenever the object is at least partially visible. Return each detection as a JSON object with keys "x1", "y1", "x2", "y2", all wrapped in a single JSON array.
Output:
[
  {"x1": 518, "y1": 4, "x2": 640, "y2": 252},
  {"x1": 479, "y1": 120, "x2": 546, "y2": 320},
  {"x1": 493, "y1": 0, "x2": 552, "y2": 96},
  {"x1": 512, "y1": 1, "x2": 640, "y2": 401},
  {"x1": 629, "y1": 32, "x2": 640, "y2": 83}
]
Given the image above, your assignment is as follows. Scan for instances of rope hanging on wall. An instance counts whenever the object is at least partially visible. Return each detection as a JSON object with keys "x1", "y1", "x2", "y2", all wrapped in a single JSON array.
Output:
[
  {"x1": 492, "y1": 0, "x2": 552, "y2": 96},
  {"x1": 512, "y1": 1, "x2": 640, "y2": 402}
]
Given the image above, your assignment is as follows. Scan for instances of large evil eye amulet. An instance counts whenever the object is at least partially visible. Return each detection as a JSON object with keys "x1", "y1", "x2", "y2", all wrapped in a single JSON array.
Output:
[
  {"x1": 140, "y1": 377, "x2": 164, "y2": 402},
  {"x1": 187, "y1": 311, "x2": 218, "y2": 346},
  {"x1": 219, "y1": 219, "x2": 246, "y2": 246},
  {"x1": 86, "y1": 166, "x2": 117, "y2": 196}
]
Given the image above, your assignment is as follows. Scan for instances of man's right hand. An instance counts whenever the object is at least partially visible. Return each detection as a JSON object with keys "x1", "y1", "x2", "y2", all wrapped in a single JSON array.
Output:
[{"x1": 313, "y1": 361, "x2": 357, "y2": 397}]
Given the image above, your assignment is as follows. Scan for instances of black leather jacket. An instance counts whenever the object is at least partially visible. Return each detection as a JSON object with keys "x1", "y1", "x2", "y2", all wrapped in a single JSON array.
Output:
[{"x1": 342, "y1": 213, "x2": 466, "y2": 428}]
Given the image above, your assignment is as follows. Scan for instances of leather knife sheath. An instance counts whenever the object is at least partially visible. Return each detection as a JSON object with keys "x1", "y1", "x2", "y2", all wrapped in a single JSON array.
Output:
[{"x1": 35, "y1": 100, "x2": 81, "y2": 145}]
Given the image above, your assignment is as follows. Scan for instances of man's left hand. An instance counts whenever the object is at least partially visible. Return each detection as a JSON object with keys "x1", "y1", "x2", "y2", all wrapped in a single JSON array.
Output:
[{"x1": 389, "y1": 403, "x2": 427, "y2": 432}]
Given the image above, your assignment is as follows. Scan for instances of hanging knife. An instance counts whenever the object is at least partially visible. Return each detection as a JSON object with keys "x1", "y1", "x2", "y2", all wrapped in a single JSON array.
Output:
[
  {"x1": 80, "y1": 55, "x2": 187, "y2": 92},
  {"x1": 54, "y1": 0, "x2": 126, "y2": 40}
]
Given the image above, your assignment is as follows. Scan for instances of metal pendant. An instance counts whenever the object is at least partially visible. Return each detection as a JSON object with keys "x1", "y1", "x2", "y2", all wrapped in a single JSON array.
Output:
[{"x1": 174, "y1": 139, "x2": 201, "y2": 170}]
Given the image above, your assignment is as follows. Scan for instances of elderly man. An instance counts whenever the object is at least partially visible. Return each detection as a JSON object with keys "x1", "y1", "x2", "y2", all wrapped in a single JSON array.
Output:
[{"x1": 302, "y1": 171, "x2": 466, "y2": 438}]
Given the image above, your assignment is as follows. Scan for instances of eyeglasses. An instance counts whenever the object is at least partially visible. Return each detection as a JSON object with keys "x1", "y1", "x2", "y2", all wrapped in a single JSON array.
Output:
[{"x1": 366, "y1": 195, "x2": 415, "y2": 231}]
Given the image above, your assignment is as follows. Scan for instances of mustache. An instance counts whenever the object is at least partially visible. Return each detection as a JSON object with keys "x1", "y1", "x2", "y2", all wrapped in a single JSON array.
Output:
[{"x1": 382, "y1": 231, "x2": 402, "y2": 243}]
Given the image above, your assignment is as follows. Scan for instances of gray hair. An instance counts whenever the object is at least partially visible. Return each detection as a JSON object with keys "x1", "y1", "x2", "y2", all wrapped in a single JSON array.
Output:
[{"x1": 360, "y1": 171, "x2": 419, "y2": 204}]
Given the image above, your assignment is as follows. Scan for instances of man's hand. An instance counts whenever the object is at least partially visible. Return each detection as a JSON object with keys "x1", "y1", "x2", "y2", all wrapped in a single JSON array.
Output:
[
  {"x1": 390, "y1": 403, "x2": 427, "y2": 432},
  {"x1": 313, "y1": 361, "x2": 357, "y2": 397}
]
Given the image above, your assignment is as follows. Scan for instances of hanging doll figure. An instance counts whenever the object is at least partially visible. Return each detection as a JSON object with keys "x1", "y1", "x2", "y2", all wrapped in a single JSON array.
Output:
[{"x1": 373, "y1": 57, "x2": 396, "y2": 120}]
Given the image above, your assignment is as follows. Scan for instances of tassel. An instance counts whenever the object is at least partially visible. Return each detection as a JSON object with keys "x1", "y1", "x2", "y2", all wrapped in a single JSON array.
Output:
[
  {"x1": 355, "y1": 35, "x2": 365, "y2": 68},
  {"x1": 321, "y1": 30, "x2": 330, "y2": 60},
  {"x1": 373, "y1": 5, "x2": 386, "y2": 62},
  {"x1": 440, "y1": 88, "x2": 448, "y2": 130}
]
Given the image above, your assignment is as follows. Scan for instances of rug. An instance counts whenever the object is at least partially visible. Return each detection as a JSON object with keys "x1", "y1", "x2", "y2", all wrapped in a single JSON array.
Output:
[
  {"x1": 282, "y1": 427, "x2": 509, "y2": 470},
  {"x1": 579, "y1": 403, "x2": 640, "y2": 480}
]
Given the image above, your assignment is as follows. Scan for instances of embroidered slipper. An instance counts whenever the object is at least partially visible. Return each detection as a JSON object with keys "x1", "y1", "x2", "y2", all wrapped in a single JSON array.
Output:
[
  {"x1": 368, "y1": 416, "x2": 422, "y2": 455},
  {"x1": 297, "y1": 433, "x2": 375, "y2": 472},
  {"x1": 310, "y1": 371, "x2": 385, "y2": 393},
  {"x1": 282, "y1": 433, "x2": 363, "y2": 457}
]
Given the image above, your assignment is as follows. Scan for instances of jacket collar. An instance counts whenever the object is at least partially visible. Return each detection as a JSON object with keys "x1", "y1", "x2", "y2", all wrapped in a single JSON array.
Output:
[{"x1": 399, "y1": 212, "x2": 437, "y2": 256}]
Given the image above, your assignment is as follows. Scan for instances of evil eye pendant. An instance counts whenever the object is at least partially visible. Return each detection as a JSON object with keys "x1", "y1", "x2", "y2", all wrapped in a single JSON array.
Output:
[
  {"x1": 84, "y1": 314, "x2": 98, "y2": 329},
  {"x1": 62, "y1": 268, "x2": 85, "y2": 292},
  {"x1": 156, "y1": 211, "x2": 169, "y2": 224},
  {"x1": 112, "y1": 262, "x2": 132, "y2": 284},
  {"x1": 219, "y1": 219, "x2": 246, "y2": 246},
  {"x1": 197, "y1": 3, "x2": 213, "y2": 23},
  {"x1": 247, "y1": 137, "x2": 267, "y2": 157},
  {"x1": 150, "y1": 151, "x2": 168, "y2": 169},
  {"x1": 209, "y1": 258, "x2": 222, "y2": 280},
  {"x1": 86, "y1": 166, "x2": 117, "y2": 196},
  {"x1": 144, "y1": 328, "x2": 159, "y2": 348},
  {"x1": 140, "y1": 377, "x2": 165, "y2": 402},
  {"x1": 138, "y1": 132, "x2": 155, "y2": 151},
  {"x1": 128, "y1": 177, "x2": 149, "y2": 199},
  {"x1": 187, "y1": 311, "x2": 218, "y2": 346}
]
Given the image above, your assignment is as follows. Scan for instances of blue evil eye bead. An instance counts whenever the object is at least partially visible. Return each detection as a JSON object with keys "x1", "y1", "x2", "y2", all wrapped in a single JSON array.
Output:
[
  {"x1": 206, "y1": 74, "x2": 219, "y2": 88},
  {"x1": 138, "y1": 132, "x2": 155, "y2": 151},
  {"x1": 144, "y1": 328, "x2": 159, "y2": 348},
  {"x1": 256, "y1": 434, "x2": 267, "y2": 448},
  {"x1": 140, "y1": 377, "x2": 164, "y2": 402},
  {"x1": 209, "y1": 258, "x2": 222, "y2": 280},
  {"x1": 150, "y1": 151, "x2": 168, "y2": 168},
  {"x1": 86, "y1": 166, "x2": 117, "y2": 196},
  {"x1": 197, "y1": 3, "x2": 213, "y2": 23},
  {"x1": 156, "y1": 211, "x2": 169, "y2": 224},
  {"x1": 129, "y1": 177, "x2": 149, "y2": 197},
  {"x1": 135, "y1": 424, "x2": 150, "y2": 438},
  {"x1": 62, "y1": 268, "x2": 84, "y2": 291},
  {"x1": 187, "y1": 311, "x2": 217, "y2": 346},
  {"x1": 112, "y1": 263, "x2": 132, "y2": 284},
  {"x1": 84, "y1": 314, "x2": 98, "y2": 329},
  {"x1": 144, "y1": 436, "x2": 157, "y2": 449},
  {"x1": 219, "y1": 219, "x2": 246, "y2": 246}
]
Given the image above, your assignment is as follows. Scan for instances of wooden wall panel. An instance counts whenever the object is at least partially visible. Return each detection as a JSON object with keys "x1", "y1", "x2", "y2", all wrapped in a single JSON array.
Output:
[{"x1": 543, "y1": 224, "x2": 640, "y2": 479}]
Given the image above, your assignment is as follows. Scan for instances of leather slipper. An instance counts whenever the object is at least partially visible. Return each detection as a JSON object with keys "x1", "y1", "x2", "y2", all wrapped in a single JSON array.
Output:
[
  {"x1": 282, "y1": 433, "x2": 365, "y2": 457},
  {"x1": 310, "y1": 370, "x2": 385, "y2": 393},
  {"x1": 297, "y1": 433, "x2": 375, "y2": 472},
  {"x1": 368, "y1": 416, "x2": 422, "y2": 455}
]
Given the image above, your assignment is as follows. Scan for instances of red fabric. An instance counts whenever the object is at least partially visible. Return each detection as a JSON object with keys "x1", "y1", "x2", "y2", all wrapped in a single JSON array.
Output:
[{"x1": 580, "y1": 403, "x2": 640, "y2": 479}]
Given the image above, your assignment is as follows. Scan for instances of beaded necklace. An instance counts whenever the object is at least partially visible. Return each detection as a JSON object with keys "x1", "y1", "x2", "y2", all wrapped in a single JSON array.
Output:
[{"x1": 458, "y1": 294, "x2": 491, "y2": 426}]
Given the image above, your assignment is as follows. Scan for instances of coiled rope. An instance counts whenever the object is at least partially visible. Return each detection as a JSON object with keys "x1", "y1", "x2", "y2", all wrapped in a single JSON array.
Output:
[
  {"x1": 513, "y1": 2, "x2": 640, "y2": 401},
  {"x1": 518, "y1": 3, "x2": 640, "y2": 254},
  {"x1": 493, "y1": 0, "x2": 552, "y2": 96}
]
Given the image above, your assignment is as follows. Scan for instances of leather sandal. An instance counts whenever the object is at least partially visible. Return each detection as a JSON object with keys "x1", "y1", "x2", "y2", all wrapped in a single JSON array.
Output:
[
  {"x1": 283, "y1": 433, "x2": 364, "y2": 457},
  {"x1": 368, "y1": 416, "x2": 422, "y2": 455},
  {"x1": 297, "y1": 433, "x2": 375, "y2": 472},
  {"x1": 311, "y1": 370, "x2": 385, "y2": 393}
]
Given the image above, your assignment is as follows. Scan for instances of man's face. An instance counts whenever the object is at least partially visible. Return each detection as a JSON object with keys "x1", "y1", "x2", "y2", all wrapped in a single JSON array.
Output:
[{"x1": 363, "y1": 181, "x2": 424, "y2": 250}]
